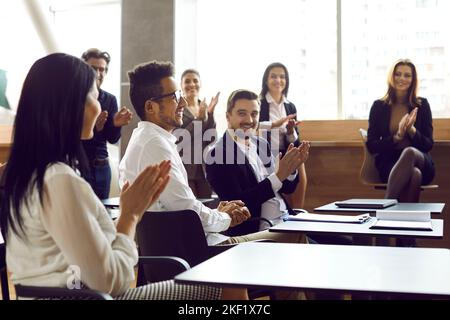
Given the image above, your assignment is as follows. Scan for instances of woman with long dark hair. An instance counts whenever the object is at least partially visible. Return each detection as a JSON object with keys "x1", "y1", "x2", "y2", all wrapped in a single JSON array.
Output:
[
  {"x1": 0, "y1": 53, "x2": 237, "y2": 299},
  {"x1": 367, "y1": 59, "x2": 435, "y2": 202},
  {"x1": 259, "y1": 62, "x2": 307, "y2": 209}
]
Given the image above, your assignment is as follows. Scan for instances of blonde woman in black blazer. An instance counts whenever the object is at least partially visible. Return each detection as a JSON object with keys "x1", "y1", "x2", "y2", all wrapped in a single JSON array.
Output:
[{"x1": 367, "y1": 59, "x2": 435, "y2": 202}]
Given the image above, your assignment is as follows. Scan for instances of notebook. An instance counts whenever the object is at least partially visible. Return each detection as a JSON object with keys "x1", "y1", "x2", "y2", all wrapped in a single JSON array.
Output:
[{"x1": 334, "y1": 198, "x2": 398, "y2": 209}]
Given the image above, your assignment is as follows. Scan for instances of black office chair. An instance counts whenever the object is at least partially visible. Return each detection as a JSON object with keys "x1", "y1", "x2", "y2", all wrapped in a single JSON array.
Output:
[
  {"x1": 13, "y1": 256, "x2": 189, "y2": 300},
  {"x1": 136, "y1": 210, "x2": 235, "y2": 283},
  {"x1": 1, "y1": 240, "x2": 10, "y2": 300},
  {"x1": 135, "y1": 210, "x2": 275, "y2": 300}
]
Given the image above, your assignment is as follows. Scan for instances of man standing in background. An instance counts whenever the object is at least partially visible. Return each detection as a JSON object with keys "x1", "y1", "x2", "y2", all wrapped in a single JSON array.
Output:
[{"x1": 82, "y1": 48, "x2": 133, "y2": 199}]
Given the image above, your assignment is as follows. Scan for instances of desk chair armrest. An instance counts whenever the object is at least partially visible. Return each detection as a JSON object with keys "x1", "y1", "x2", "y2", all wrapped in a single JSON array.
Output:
[
  {"x1": 248, "y1": 217, "x2": 274, "y2": 227},
  {"x1": 139, "y1": 256, "x2": 190, "y2": 274},
  {"x1": 14, "y1": 284, "x2": 113, "y2": 300},
  {"x1": 137, "y1": 256, "x2": 191, "y2": 284},
  {"x1": 249, "y1": 239, "x2": 276, "y2": 243},
  {"x1": 207, "y1": 243, "x2": 235, "y2": 257},
  {"x1": 292, "y1": 208, "x2": 308, "y2": 214}
]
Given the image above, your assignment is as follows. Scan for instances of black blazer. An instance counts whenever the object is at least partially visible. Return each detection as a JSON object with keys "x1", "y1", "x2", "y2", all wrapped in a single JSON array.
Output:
[
  {"x1": 366, "y1": 98, "x2": 434, "y2": 182},
  {"x1": 367, "y1": 98, "x2": 433, "y2": 155},
  {"x1": 259, "y1": 97, "x2": 300, "y2": 153},
  {"x1": 205, "y1": 132, "x2": 298, "y2": 236}
]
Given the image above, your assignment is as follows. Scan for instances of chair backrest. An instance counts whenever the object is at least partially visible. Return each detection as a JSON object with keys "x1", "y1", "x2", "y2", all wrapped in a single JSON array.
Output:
[
  {"x1": 136, "y1": 210, "x2": 210, "y2": 283},
  {"x1": 1, "y1": 232, "x2": 10, "y2": 300},
  {"x1": 359, "y1": 128, "x2": 384, "y2": 185}
]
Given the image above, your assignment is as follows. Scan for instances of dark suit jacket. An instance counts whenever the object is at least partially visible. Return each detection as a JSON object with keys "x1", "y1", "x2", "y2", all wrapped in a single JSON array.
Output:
[
  {"x1": 205, "y1": 132, "x2": 298, "y2": 235},
  {"x1": 259, "y1": 97, "x2": 300, "y2": 153},
  {"x1": 366, "y1": 98, "x2": 434, "y2": 182}
]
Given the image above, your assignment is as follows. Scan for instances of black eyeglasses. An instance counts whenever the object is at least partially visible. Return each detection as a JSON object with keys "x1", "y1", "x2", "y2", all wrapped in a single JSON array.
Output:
[{"x1": 150, "y1": 90, "x2": 183, "y2": 104}]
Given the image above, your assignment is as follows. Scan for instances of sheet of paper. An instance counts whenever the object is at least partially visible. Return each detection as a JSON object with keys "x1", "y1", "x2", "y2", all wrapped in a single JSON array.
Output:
[
  {"x1": 371, "y1": 219, "x2": 433, "y2": 231},
  {"x1": 288, "y1": 213, "x2": 371, "y2": 224}
]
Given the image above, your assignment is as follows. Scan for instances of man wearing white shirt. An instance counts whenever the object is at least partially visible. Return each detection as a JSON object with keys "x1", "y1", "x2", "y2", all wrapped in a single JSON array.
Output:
[
  {"x1": 205, "y1": 89, "x2": 310, "y2": 236},
  {"x1": 119, "y1": 61, "x2": 305, "y2": 246}
]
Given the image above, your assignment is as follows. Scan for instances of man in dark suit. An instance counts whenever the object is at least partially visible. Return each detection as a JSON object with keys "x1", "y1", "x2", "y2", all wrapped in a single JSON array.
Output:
[
  {"x1": 205, "y1": 90, "x2": 310, "y2": 236},
  {"x1": 81, "y1": 48, "x2": 133, "y2": 199}
]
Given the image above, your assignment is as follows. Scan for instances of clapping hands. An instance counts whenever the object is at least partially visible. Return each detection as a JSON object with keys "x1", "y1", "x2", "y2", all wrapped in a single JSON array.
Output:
[
  {"x1": 218, "y1": 200, "x2": 251, "y2": 227},
  {"x1": 276, "y1": 141, "x2": 311, "y2": 181},
  {"x1": 113, "y1": 107, "x2": 133, "y2": 127},
  {"x1": 395, "y1": 107, "x2": 418, "y2": 142},
  {"x1": 198, "y1": 92, "x2": 220, "y2": 121},
  {"x1": 286, "y1": 118, "x2": 301, "y2": 135},
  {"x1": 271, "y1": 114, "x2": 297, "y2": 129},
  {"x1": 95, "y1": 106, "x2": 133, "y2": 131}
]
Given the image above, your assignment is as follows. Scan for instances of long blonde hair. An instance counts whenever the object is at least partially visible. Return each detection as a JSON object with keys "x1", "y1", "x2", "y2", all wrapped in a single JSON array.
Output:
[{"x1": 382, "y1": 59, "x2": 421, "y2": 108}]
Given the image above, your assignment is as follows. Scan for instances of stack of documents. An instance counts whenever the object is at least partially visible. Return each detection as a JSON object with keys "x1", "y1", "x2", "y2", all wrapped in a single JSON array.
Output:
[
  {"x1": 370, "y1": 210, "x2": 432, "y2": 231},
  {"x1": 287, "y1": 212, "x2": 371, "y2": 224}
]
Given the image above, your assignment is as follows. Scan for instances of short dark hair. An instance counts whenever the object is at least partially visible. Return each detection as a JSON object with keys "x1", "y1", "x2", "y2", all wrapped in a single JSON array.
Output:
[
  {"x1": 260, "y1": 62, "x2": 290, "y2": 99},
  {"x1": 81, "y1": 48, "x2": 111, "y2": 70},
  {"x1": 227, "y1": 89, "x2": 259, "y2": 113},
  {"x1": 128, "y1": 61, "x2": 174, "y2": 120}
]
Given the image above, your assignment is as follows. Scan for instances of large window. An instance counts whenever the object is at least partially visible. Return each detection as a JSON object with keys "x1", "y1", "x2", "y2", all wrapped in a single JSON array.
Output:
[
  {"x1": 0, "y1": 0, "x2": 121, "y2": 167},
  {"x1": 0, "y1": 1, "x2": 46, "y2": 111},
  {"x1": 341, "y1": 0, "x2": 450, "y2": 119},
  {"x1": 0, "y1": 0, "x2": 120, "y2": 112},
  {"x1": 47, "y1": 0, "x2": 121, "y2": 99},
  {"x1": 176, "y1": 0, "x2": 337, "y2": 134},
  {"x1": 176, "y1": 0, "x2": 450, "y2": 133}
]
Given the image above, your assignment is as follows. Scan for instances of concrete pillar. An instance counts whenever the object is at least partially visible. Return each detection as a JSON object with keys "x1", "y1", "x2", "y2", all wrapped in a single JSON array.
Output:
[{"x1": 120, "y1": 0, "x2": 175, "y2": 157}]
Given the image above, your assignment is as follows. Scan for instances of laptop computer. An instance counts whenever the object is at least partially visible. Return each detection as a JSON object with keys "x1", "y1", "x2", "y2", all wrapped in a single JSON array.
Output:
[{"x1": 334, "y1": 198, "x2": 398, "y2": 209}]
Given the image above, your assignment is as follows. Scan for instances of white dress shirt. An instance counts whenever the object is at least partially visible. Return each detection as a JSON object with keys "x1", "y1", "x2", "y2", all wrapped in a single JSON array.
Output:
[
  {"x1": 234, "y1": 135, "x2": 296, "y2": 230},
  {"x1": 6, "y1": 163, "x2": 138, "y2": 296},
  {"x1": 259, "y1": 92, "x2": 298, "y2": 154},
  {"x1": 119, "y1": 121, "x2": 231, "y2": 245}
]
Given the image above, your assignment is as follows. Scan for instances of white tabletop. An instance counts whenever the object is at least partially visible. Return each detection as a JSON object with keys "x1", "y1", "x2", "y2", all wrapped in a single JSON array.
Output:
[
  {"x1": 269, "y1": 218, "x2": 444, "y2": 239},
  {"x1": 175, "y1": 242, "x2": 450, "y2": 297}
]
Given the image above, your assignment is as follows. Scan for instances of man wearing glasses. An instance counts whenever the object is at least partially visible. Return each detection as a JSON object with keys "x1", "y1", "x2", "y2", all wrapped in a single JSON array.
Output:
[
  {"x1": 81, "y1": 48, "x2": 133, "y2": 199},
  {"x1": 119, "y1": 61, "x2": 305, "y2": 249}
]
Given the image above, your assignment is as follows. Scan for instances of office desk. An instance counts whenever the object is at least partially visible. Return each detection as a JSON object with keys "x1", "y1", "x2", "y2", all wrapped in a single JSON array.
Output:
[
  {"x1": 314, "y1": 202, "x2": 445, "y2": 215},
  {"x1": 269, "y1": 219, "x2": 444, "y2": 239},
  {"x1": 175, "y1": 242, "x2": 450, "y2": 298}
]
